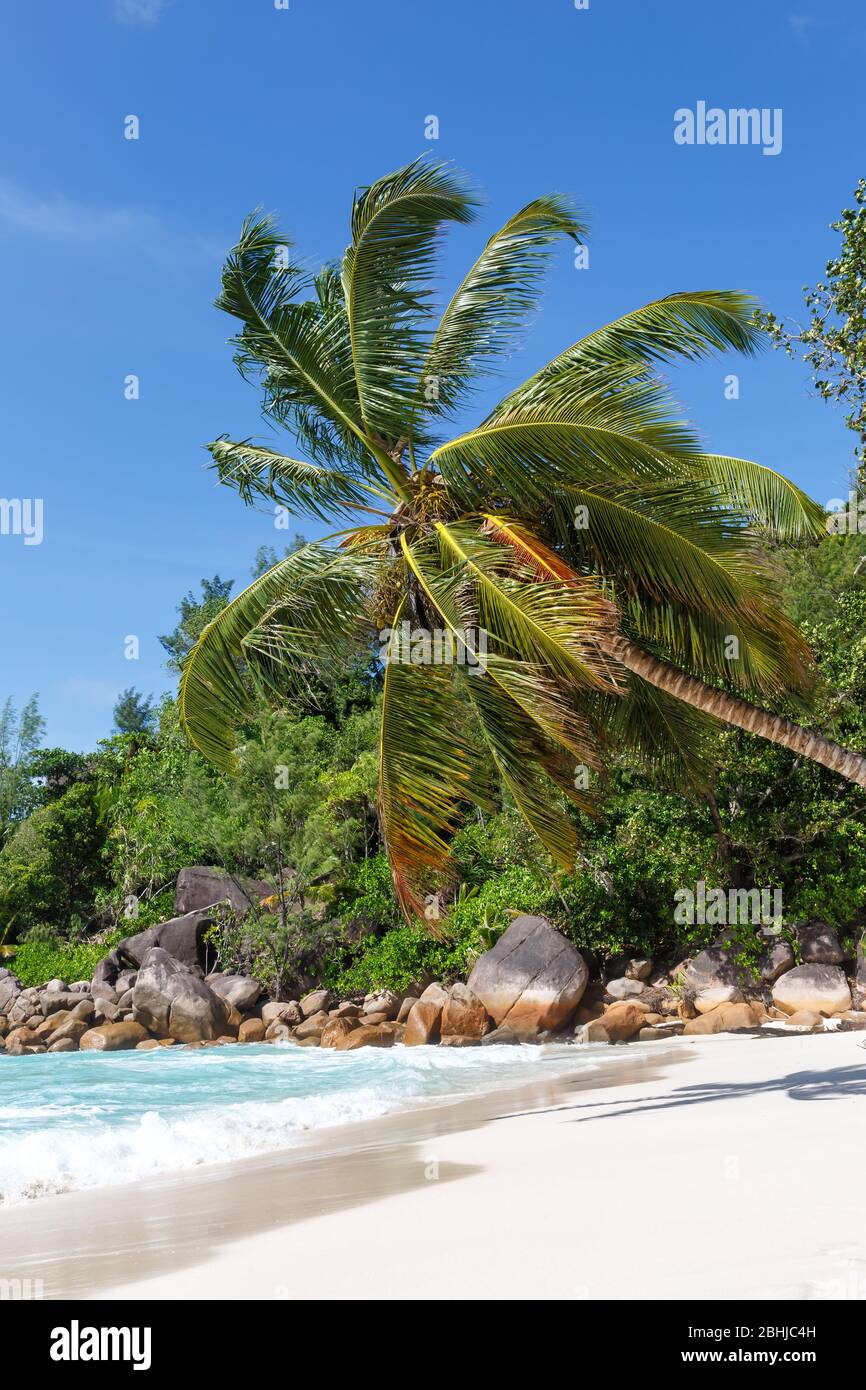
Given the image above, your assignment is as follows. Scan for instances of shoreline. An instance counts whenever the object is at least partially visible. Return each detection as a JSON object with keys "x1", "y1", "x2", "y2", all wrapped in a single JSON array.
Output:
[{"x1": 3, "y1": 1030, "x2": 864, "y2": 1300}]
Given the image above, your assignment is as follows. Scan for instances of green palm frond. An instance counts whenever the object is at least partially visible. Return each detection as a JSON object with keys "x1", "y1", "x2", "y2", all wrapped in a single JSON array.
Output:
[
  {"x1": 590, "y1": 676, "x2": 718, "y2": 789},
  {"x1": 429, "y1": 408, "x2": 687, "y2": 511},
  {"x1": 433, "y1": 520, "x2": 621, "y2": 691},
  {"x1": 207, "y1": 438, "x2": 391, "y2": 523},
  {"x1": 491, "y1": 290, "x2": 762, "y2": 418},
  {"x1": 415, "y1": 194, "x2": 586, "y2": 420},
  {"x1": 378, "y1": 599, "x2": 486, "y2": 918},
  {"x1": 216, "y1": 213, "x2": 369, "y2": 469},
  {"x1": 681, "y1": 454, "x2": 825, "y2": 541},
  {"x1": 179, "y1": 544, "x2": 378, "y2": 770},
  {"x1": 462, "y1": 671, "x2": 586, "y2": 869},
  {"x1": 341, "y1": 158, "x2": 479, "y2": 442},
  {"x1": 624, "y1": 595, "x2": 812, "y2": 695},
  {"x1": 401, "y1": 530, "x2": 604, "y2": 762}
]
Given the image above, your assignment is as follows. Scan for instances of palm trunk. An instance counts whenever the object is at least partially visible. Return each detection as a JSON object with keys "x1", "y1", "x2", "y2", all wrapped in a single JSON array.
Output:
[{"x1": 606, "y1": 636, "x2": 866, "y2": 789}]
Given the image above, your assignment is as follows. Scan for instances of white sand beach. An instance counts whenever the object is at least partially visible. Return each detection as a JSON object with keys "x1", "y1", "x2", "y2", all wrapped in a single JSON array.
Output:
[{"x1": 3, "y1": 1029, "x2": 865, "y2": 1302}]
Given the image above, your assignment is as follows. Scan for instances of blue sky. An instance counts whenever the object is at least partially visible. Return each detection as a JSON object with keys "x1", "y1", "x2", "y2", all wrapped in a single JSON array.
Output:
[{"x1": 1, "y1": 0, "x2": 864, "y2": 750}]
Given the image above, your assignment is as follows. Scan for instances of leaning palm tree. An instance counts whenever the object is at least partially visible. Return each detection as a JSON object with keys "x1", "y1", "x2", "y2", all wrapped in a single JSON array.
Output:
[{"x1": 180, "y1": 159, "x2": 866, "y2": 918}]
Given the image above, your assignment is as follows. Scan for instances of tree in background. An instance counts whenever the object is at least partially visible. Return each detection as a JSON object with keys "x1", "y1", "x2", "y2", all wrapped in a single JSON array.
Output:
[
  {"x1": 757, "y1": 180, "x2": 866, "y2": 479},
  {"x1": 112, "y1": 687, "x2": 156, "y2": 735},
  {"x1": 158, "y1": 575, "x2": 235, "y2": 673},
  {"x1": 0, "y1": 694, "x2": 44, "y2": 846},
  {"x1": 181, "y1": 158, "x2": 866, "y2": 923}
]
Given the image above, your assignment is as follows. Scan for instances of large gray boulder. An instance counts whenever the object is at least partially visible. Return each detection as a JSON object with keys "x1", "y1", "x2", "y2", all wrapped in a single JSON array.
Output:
[
  {"x1": 0, "y1": 968, "x2": 22, "y2": 1015},
  {"x1": 759, "y1": 938, "x2": 795, "y2": 983},
  {"x1": 772, "y1": 964, "x2": 852, "y2": 1017},
  {"x1": 111, "y1": 911, "x2": 218, "y2": 978},
  {"x1": 684, "y1": 948, "x2": 747, "y2": 1014},
  {"x1": 174, "y1": 866, "x2": 272, "y2": 918},
  {"x1": 206, "y1": 972, "x2": 262, "y2": 1011},
  {"x1": 132, "y1": 947, "x2": 230, "y2": 1043},
  {"x1": 798, "y1": 922, "x2": 844, "y2": 966},
  {"x1": 466, "y1": 915, "x2": 588, "y2": 1038}
]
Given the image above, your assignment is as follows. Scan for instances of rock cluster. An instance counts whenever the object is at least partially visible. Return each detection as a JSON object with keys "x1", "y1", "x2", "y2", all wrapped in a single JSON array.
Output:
[{"x1": 3, "y1": 910, "x2": 865, "y2": 1059}]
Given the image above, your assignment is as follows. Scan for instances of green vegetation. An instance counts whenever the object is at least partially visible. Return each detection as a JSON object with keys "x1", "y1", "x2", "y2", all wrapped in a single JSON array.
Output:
[
  {"x1": 5, "y1": 171, "x2": 866, "y2": 995},
  {"x1": 181, "y1": 160, "x2": 866, "y2": 931}
]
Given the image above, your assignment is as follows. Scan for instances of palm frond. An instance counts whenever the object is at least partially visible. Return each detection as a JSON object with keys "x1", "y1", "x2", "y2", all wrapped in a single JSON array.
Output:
[
  {"x1": 491, "y1": 290, "x2": 762, "y2": 418},
  {"x1": 430, "y1": 408, "x2": 687, "y2": 511},
  {"x1": 681, "y1": 453, "x2": 825, "y2": 541},
  {"x1": 462, "y1": 671, "x2": 587, "y2": 868},
  {"x1": 216, "y1": 213, "x2": 369, "y2": 469},
  {"x1": 590, "y1": 676, "x2": 718, "y2": 789},
  {"x1": 416, "y1": 194, "x2": 586, "y2": 419},
  {"x1": 378, "y1": 598, "x2": 485, "y2": 918},
  {"x1": 401, "y1": 530, "x2": 603, "y2": 761},
  {"x1": 341, "y1": 158, "x2": 479, "y2": 442},
  {"x1": 179, "y1": 544, "x2": 378, "y2": 770},
  {"x1": 208, "y1": 438, "x2": 391, "y2": 523},
  {"x1": 434, "y1": 520, "x2": 621, "y2": 691}
]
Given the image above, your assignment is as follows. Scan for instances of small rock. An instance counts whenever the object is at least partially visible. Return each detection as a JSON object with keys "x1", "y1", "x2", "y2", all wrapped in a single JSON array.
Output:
[
  {"x1": 441, "y1": 983, "x2": 490, "y2": 1038},
  {"x1": 605, "y1": 977, "x2": 646, "y2": 1000},
  {"x1": 265, "y1": 1020, "x2": 294, "y2": 1041},
  {"x1": 333, "y1": 1002, "x2": 363, "y2": 1019},
  {"x1": 481, "y1": 1025, "x2": 522, "y2": 1045},
  {"x1": 403, "y1": 999, "x2": 443, "y2": 1046},
  {"x1": 759, "y1": 940, "x2": 795, "y2": 983},
  {"x1": 206, "y1": 973, "x2": 263, "y2": 1012},
  {"x1": 48, "y1": 1017, "x2": 90, "y2": 1046},
  {"x1": 362, "y1": 990, "x2": 400, "y2": 1020},
  {"x1": 396, "y1": 995, "x2": 419, "y2": 1024},
  {"x1": 440, "y1": 1034, "x2": 482, "y2": 1047},
  {"x1": 295, "y1": 1011, "x2": 329, "y2": 1039},
  {"x1": 300, "y1": 989, "x2": 332, "y2": 1018},
  {"x1": 684, "y1": 947, "x2": 747, "y2": 1014},
  {"x1": 79, "y1": 1022, "x2": 148, "y2": 1051},
  {"x1": 600, "y1": 1003, "x2": 646, "y2": 1042},
  {"x1": 48, "y1": 1037, "x2": 77, "y2": 1053},
  {"x1": 238, "y1": 1018, "x2": 266, "y2": 1043},
  {"x1": 335, "y1": 1025, "x2": 396, "y2": 1051},
  {"x1": 320, "y1": 1016, "x2": 358, "y2": 1048},
  {"x1": 576, "y1": 1018, "x2": 611, "y2": 1044},
  {"x1": 785, "y1": 1010, "x2": 823, "y2": 1029},
  {"x1": 261, "y1": 1000, "x2": 302, "y2": 1028},
  {"x1": 625, "y1": 958, "x2": 653, "y2": 981}
]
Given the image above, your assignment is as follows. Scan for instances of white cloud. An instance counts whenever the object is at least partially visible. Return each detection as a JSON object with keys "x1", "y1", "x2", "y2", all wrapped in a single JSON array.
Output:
[
  {"x1": 112, "y1": 0, "x2": 172, "y2": 26},
  {"x1": 0, "y1": 179, "x2": 223, "y2": 267}
]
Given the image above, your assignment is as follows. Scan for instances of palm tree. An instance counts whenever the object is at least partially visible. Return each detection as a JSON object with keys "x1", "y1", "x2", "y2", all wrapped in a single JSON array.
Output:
[{"x1": 180, "y1": 159, "x2": 866, "y2": 918}]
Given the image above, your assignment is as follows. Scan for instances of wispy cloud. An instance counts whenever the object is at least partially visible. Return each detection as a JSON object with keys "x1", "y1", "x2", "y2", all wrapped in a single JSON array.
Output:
[
  {"x1": 112, "y1": 0, "x2": 172, "y2": 26},
  {"x1": 0, "y1": 179, "x2": 223, "y2": 267}
]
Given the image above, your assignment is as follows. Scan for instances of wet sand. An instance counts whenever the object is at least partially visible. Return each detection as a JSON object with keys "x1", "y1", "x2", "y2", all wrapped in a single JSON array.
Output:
[{"x1": 3, "y1": 1031, "x2": 864, "y2": 1300}]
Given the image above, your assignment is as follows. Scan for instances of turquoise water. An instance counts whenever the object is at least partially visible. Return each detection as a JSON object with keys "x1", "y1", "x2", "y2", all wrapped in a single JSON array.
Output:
[{"x1": 0, "y1": 1041, "x2": 578, "y2": 1204}]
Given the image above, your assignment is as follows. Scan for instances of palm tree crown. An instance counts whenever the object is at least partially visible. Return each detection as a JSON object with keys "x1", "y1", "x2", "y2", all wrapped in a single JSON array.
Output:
[{"x1": 181, "y1": 158, "x2": 858, "y2": 919}]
